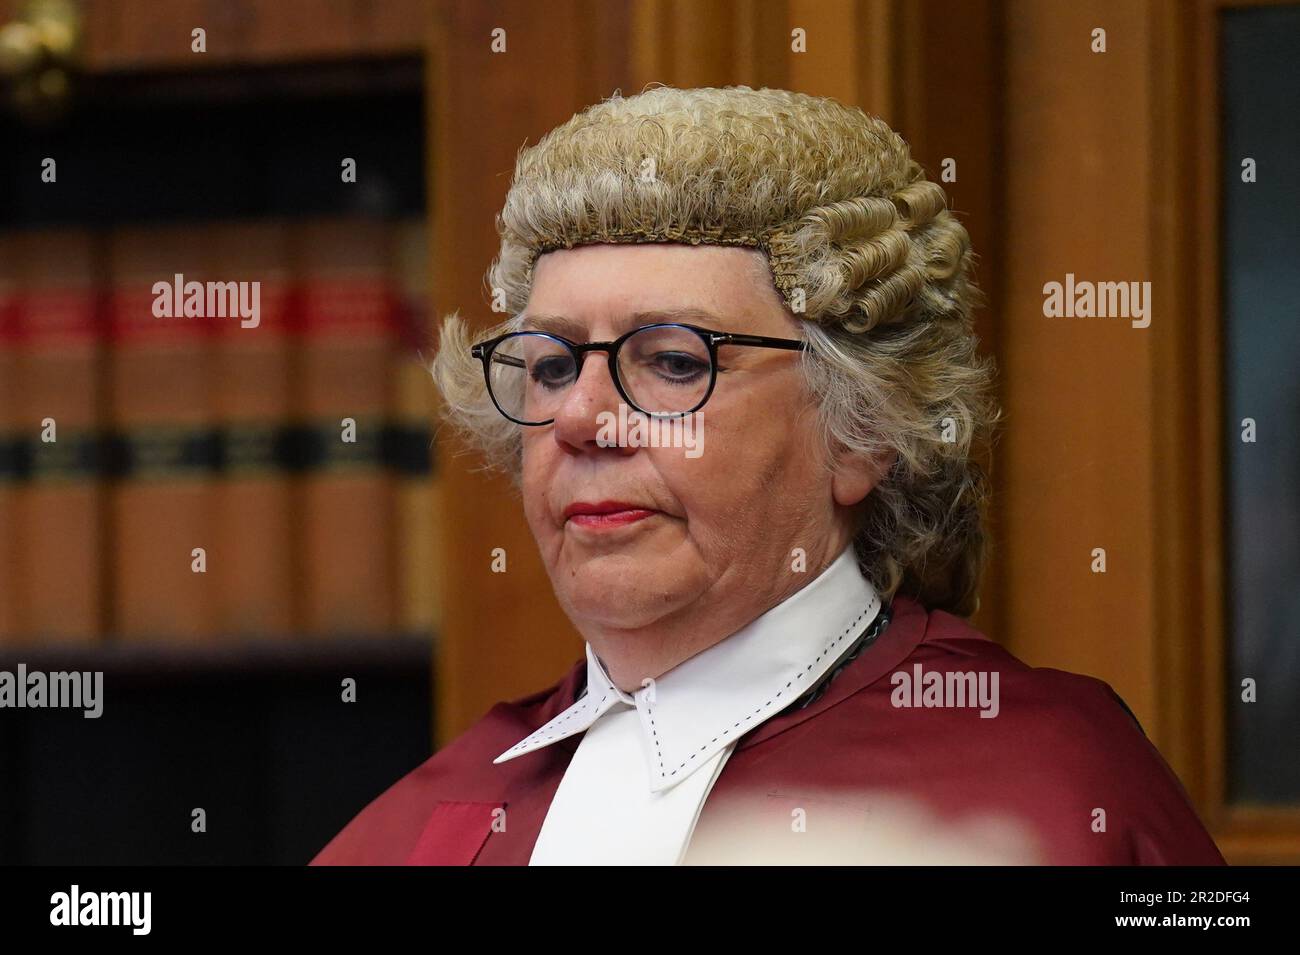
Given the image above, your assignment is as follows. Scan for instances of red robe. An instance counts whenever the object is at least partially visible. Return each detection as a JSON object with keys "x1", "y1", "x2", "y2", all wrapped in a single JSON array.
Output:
[{"x1": 311, "y1": 595, "x2": 1226, "y2": 865}]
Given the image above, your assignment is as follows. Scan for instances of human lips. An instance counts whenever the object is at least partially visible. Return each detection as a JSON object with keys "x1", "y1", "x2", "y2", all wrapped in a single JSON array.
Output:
[{"x1": 562, "y1": 500, "x2": 660, "y2": 529}]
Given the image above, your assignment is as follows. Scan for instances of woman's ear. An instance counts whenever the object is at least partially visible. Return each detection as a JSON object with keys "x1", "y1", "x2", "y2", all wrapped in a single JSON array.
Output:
[{"x1": 831, "y1": 446, "x2": 897, "y2": 508}]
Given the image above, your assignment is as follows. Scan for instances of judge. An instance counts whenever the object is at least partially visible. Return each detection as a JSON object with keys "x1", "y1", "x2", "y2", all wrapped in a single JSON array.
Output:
[{"x1": 312, "y1": 85, "x2": 1225, "y2": 866}]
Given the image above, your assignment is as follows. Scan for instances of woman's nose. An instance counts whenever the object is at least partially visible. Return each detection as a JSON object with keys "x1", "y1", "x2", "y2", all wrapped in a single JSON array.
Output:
[{"x1": 551, "y1": 352, "x2": 628, "y2": 448}]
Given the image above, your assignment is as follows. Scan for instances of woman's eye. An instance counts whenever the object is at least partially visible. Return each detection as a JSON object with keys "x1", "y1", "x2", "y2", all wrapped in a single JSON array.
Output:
[
  {"x1": 651, "y1": 351, "x2": 708, "y2": 381},
  {"x1": 530, "y1": 357, "x2": 574, "y2": 389}
]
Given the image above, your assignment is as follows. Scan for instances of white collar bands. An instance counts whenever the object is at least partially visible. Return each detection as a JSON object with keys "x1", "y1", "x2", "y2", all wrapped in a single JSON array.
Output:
[{"x1": 493, "y1": 546, "x2": 882, "y2": 793}]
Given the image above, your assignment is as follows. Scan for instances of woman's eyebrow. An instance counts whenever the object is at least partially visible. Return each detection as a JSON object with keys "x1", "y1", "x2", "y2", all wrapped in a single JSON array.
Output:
[
  {"x1": 519, "y1": 314, "x2": 587, "y2": 337},
  {"x1": 630, "y1": 306, "x2": 727, "y2": 329},
  {"x1": 521, "y1": 306, "x2": 729, "y2": 338}
]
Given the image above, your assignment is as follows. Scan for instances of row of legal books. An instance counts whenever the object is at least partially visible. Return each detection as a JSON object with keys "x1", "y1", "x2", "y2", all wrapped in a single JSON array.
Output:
[{"x1": 0, "y1": 218, "x2": 442, "y2": 646}]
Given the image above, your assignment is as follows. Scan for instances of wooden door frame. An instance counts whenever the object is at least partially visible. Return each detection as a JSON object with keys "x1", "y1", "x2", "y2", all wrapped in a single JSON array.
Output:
[{"x1": 1160, "y1": 0, "x2": 1300, "y2": 863}]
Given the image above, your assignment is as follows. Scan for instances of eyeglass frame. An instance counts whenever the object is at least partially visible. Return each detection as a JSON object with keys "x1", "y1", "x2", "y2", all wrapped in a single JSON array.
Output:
[{"x1": 469, "y1": 321, "x2": 809, "y2": 426}]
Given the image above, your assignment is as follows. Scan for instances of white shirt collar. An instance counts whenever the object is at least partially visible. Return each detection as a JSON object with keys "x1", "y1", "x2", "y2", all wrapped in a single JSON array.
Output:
[{"x1": 493, "y1": 545, "x2": 882, "y2": 793}]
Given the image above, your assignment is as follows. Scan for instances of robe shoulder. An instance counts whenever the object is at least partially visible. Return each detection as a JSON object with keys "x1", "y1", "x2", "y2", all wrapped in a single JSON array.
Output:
[
  {"x1": 310, "y1": 600, "x2": 1225, "y2": 866},
  {"x1": 309, "y1": 660, "x2": 582, "y2": 865},
  {"x1": 771, "y1": 607, "x2": 1226, "y2": 865}
]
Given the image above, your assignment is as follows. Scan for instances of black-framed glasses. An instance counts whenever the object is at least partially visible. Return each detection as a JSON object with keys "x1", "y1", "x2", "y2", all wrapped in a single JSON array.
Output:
[{"x1": 470, "y1": 322, "x2": 808, "y2": 426}]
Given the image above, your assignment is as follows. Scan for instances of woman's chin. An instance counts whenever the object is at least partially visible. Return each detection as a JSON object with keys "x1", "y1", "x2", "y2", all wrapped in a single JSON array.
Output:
[{"x1": 556, "y1": 564, "x2": 692, "y2": 630}]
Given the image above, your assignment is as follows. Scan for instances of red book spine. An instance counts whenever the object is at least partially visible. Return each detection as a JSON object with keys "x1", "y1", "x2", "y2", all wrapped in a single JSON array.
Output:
[
  {"x1": 292, "y1": 218, "x2": 399, "y2": 637},
  {"x1": 209, "y1": 220, "x2": 295, "y2": 638},
  {"x1": 0, "y1": 233, "x2": 19, "y2": 642},
  {"x1": 107, "y1": 226, "x2": 218, "y2": 642},
  {"x1": 390, "y1": 219, "x2": 440, "y2": 638},
  {"x1": 9, "y1": 229, "x2": 105, "y2": 645}
]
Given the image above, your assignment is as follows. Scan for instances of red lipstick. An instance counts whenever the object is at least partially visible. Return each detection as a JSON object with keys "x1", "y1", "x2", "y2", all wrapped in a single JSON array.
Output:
[{"x1": 563, "y1": 500, "x2": 659, "y2": 529}]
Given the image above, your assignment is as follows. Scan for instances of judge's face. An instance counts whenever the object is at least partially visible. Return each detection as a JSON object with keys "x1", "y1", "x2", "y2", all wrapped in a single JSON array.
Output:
[{"x1": 519, "y1": 243, "x2": 871, "y2": 639}]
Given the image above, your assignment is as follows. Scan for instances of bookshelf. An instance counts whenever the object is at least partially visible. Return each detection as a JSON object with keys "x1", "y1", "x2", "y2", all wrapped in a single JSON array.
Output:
[{"x1": 0, "y1": 1, "x2": 438, "y2": 863}]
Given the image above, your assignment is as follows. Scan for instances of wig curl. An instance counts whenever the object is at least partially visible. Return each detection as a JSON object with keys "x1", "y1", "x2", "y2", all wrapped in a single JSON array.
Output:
[{"x1": 432, "y1": 85, "x2": 1000, "y2": 616}]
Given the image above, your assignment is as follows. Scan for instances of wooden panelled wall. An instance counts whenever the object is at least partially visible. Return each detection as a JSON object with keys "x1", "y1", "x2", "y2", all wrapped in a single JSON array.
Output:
[{"x1": 426, "y1": 0, "x2": 1295, "y2": 862}]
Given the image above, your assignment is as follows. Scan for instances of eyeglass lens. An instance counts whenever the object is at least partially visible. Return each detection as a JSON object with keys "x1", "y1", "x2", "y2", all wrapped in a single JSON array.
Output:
[{"x1": 487, "y1": 326, "x2": 712, "y2": 423}]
